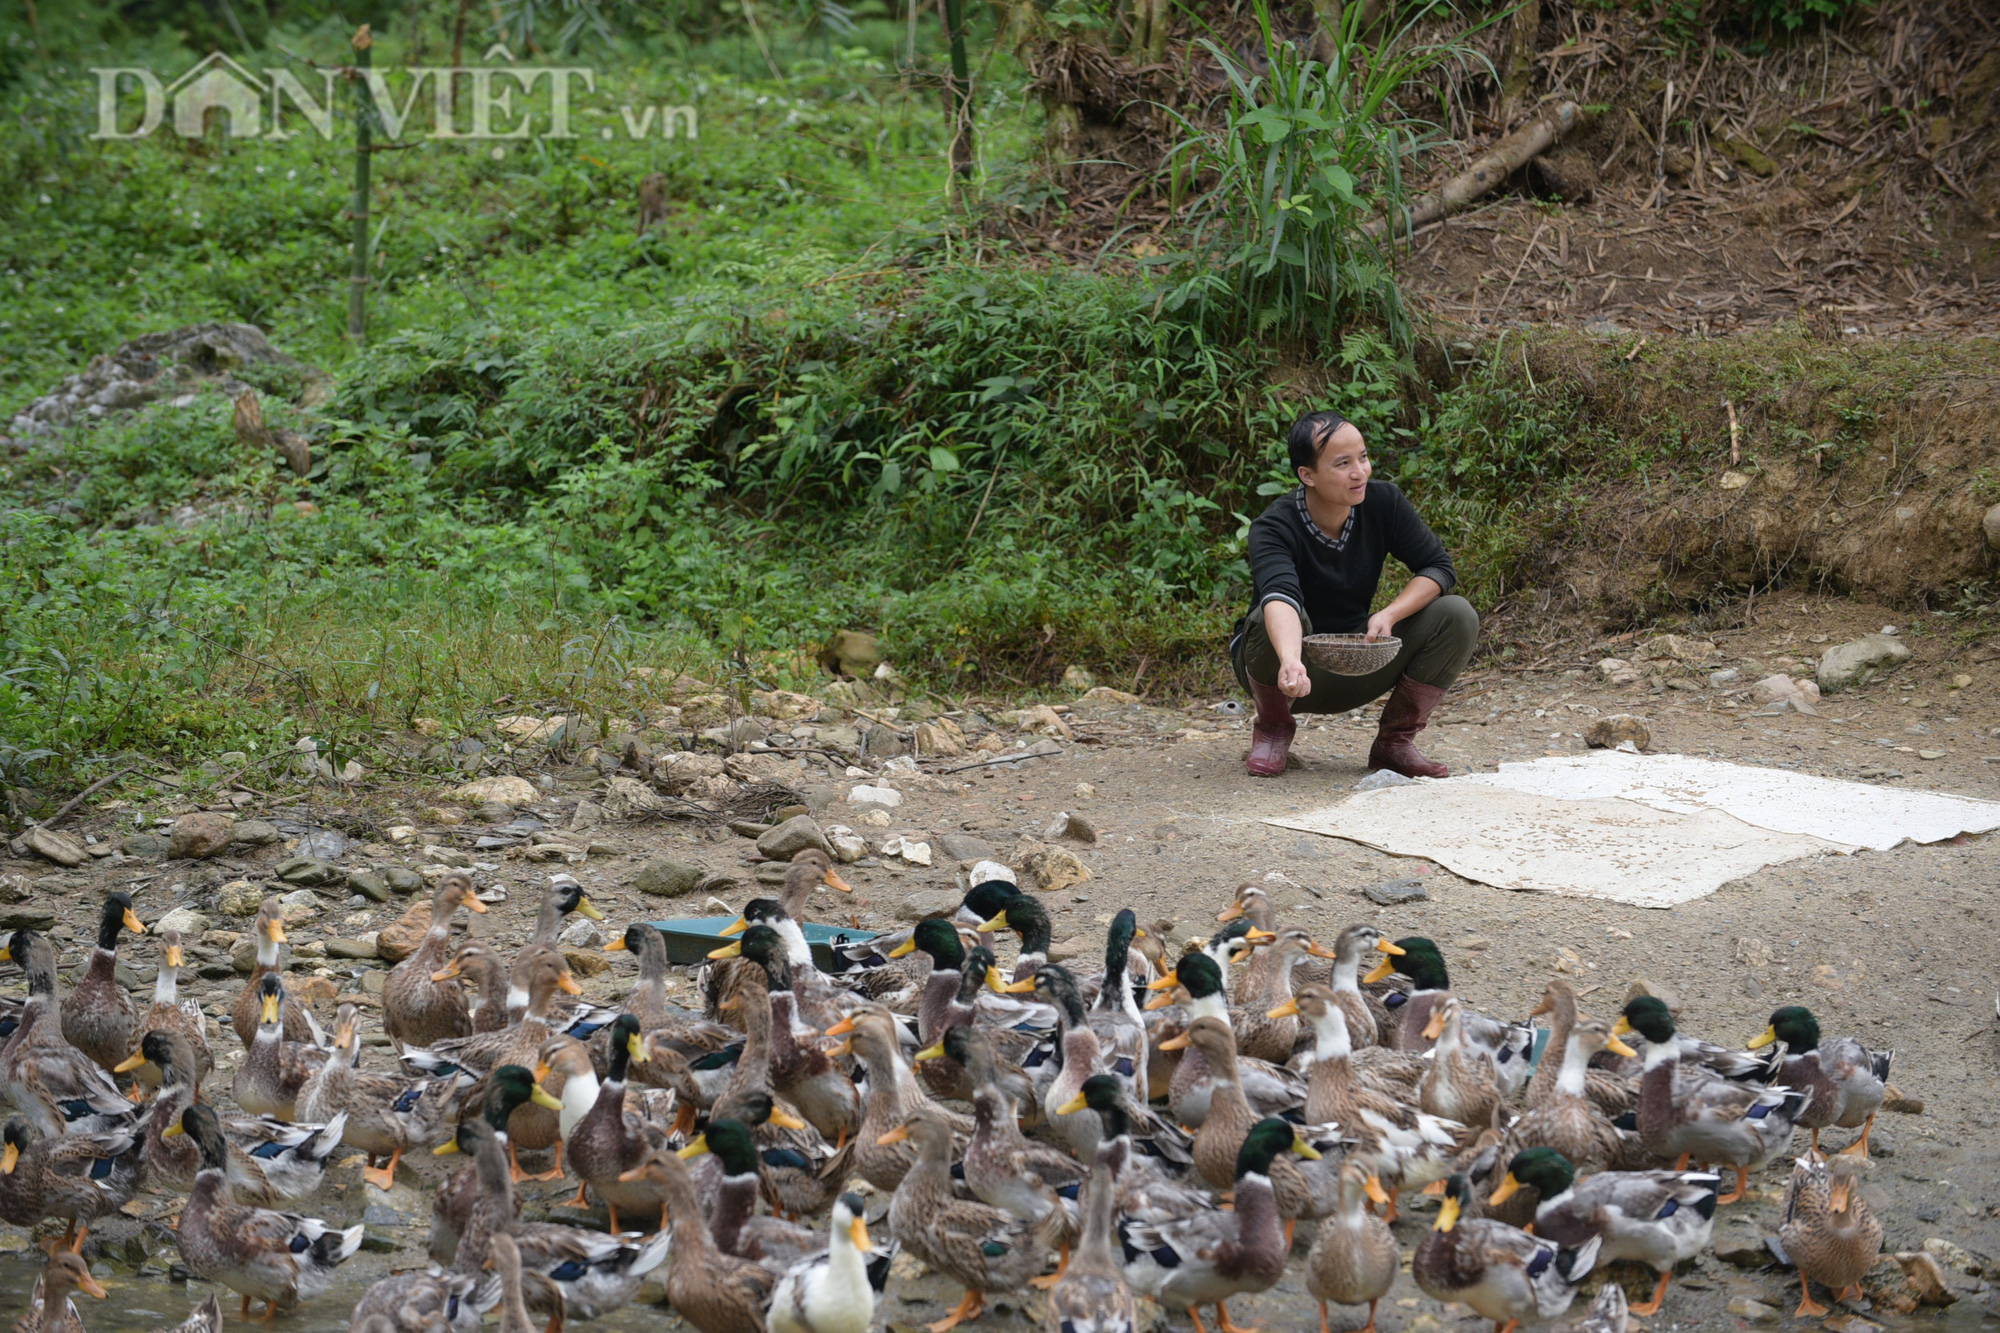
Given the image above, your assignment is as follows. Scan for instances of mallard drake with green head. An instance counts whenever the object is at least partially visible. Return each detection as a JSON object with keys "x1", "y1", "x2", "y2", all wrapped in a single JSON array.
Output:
[
  {"x1": 1122, "y1": 1117, "x2": 1301, "y2": 1333},
  {"x1": 1748, "y1": 1006, "x2": 1891, "y2": 1158},
  {"x1": 1060, "y1": 1075, "x2": 1210, "y2": 1220},
  {"x1": 171, "y1": 1103, "x2": 364, "y2": 1320},
  {"x1": 1413, "y1": 1174, "x2": 1601, "y2": 1333},
  {"x1": 833, "y1": 878, "x2": 1019, "y2": 996},
  {"x1": 58, "y1": 893, "x2": 146, "y2": 1073},
  {"x1": 681, "y1": 1115, "x2": 825, "y2": 1268},
  {"x1": 884, "y1": 1106, "x2": 1066, "y2": 1333},
  {"x1": 1087, "y1": 910, "x2": 1153, "y2": 1089},
  {"x1": 12, "y1": 1250, "x2": 107, "y2": 1333},
  {"x1": 128, "y1": 928, "x2": 211, "y2": 1093},
  {"x1": 0, "y1": 931, "x2": 137, "y2": 1138},
  {"x1": 1364, "y1": 938, "x2": 1535, "y2": 1095},
  {"x1": 1485, "y1": 1018, "x2": 1640, "y2": 1217},
  {"x1": 976, "y1": 895, "x2": 1072, "y2": 990},
  {"x1": 382, "y1": 872, "x2": 487, "y2": 1051},
  {"x1": 229, "y1": 899, "x2": 321, "y2": 1048},
  {"x1": 1778, "y1": 1152, "x2": 1881, "y2": 1318},
  {"x1": 1489, "y1": 1147, "x2": 1718, "y2": 1318},
  {"x1": 1617, "y1": 996, "x2": 1810, "y2": 1204},
  {"x1": 1306, "y1": 1159, "x2": 1399, "y2": 1333},
  {"x1": 1148, "y1": 951, "x2": 1305, "y2": 1128},
  {"x1": 911, "y1": 947, "x2": 1038, "y2": 1109}
]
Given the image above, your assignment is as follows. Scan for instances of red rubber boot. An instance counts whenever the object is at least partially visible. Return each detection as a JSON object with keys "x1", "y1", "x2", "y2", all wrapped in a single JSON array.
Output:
[
  {"x1": 1367, "y1": 677, "x2": 1450, "y2": 779},
  {"x1": 1246, "y1": 681, "x2": 1296, "y2": 777}
]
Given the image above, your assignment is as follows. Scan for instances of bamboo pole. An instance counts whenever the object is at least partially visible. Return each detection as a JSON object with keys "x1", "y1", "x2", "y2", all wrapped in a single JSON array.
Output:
[
  {"x1": 1366, "y1": 100, "x2": 1585, "y2": 242},
  {"x1": 941, "y1": 0, "x2": 975, "y2": 179},
  {"x1": 347, "y1": 25, "x2": 374, "y2": 345}
]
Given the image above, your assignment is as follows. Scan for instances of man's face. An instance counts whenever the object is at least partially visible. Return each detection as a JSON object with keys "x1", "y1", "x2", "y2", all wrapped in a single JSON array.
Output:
[{"x1": 1297, "y1": 423, "x2": 1370, "y2": 506}]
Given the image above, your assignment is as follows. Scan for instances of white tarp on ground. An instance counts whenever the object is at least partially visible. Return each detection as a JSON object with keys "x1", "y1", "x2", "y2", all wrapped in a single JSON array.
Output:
[{"x1": 1267, "y1": 751, "x2": 2000, "y2": 908}]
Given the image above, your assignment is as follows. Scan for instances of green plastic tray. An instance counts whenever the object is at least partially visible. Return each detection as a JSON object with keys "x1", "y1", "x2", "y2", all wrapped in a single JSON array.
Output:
[{"x1": 649, "y1": 916, "x2": 878, "y2": 973}]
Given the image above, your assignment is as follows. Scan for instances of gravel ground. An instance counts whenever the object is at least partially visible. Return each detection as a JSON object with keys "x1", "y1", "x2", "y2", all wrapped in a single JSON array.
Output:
[{"x1": 3, "y1": 592, "x2": 1997, "y2": 1333}]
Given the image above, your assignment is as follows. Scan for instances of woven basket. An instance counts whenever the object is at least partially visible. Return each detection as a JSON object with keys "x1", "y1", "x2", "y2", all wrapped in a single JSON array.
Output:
[{"x1": 1302, "y1": 633, "x2": 1401, "y2": 676}]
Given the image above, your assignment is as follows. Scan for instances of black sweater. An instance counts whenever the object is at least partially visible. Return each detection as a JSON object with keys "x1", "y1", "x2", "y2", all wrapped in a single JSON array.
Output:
[{"x1": 1244, "y1": 481, "x2": 1456, "y2": 635}]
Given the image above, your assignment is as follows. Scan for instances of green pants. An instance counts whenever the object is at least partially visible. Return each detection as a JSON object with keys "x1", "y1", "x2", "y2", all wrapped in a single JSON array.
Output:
[{"x1": 1231, "y1": 595, "x2": 1479, "y2": 715}]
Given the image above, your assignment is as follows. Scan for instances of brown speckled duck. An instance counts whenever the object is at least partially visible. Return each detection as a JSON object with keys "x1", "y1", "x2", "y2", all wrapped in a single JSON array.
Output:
[
  {"x1": 230, "y1": 899, "x2": 320, "y2": 1048},
  {"x1": 59, "y1": 893, "x2": 146, "y2": 1073},
  {"x1": 383, "y1": 872, "x2": 487, "y2": 1051}
]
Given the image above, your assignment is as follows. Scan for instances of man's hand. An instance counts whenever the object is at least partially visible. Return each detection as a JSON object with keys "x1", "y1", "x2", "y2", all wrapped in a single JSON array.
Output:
[
  {"x1": 1365, "y1": 610, "x2": 1399, "y2": 642},
  {"x1": 1277, "y1": 659, "x2": 1312, "y2": 698}
]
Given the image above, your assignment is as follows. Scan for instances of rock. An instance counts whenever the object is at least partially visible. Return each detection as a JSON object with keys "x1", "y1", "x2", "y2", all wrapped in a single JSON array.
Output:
[
  {"x1": 1061, "y1": 665, "x2": 1096, "y2": 690},
  {"x1": 1921, "y1": 1238, "x2": 1986, "y2": 1277},
  {"x1": 1015, "y1": 705, "x2": 1075, "y2": 740},
  {"x1": 824, "y1": 827, "x2": 868, "y2": 863},
  {"x1": 1585, "y1": 714, "x2": 1650, "y2": 750},
  {"x1": 679, "y1": 695, "x2": 734, "y2": 730},
  {"x1": 896, "y1": 889, "x2": 960, "y2": 922},
  {"x1": 563, "y1": 949, "x2": 612, "y2": 978},
  {"x1": 1626, "y1": 977, "x2": 1681, "y2": 1015},
  {"x1": 754, "y1": 862, "x2": 792, "y2": 886},
  {"x1": 557, "y1": 919, "x2": 603, "y2": 949},
  {"x1": 22, "y1": 827, "x2": 89, "y2": 867},
  {"x1": 473, "y1": 801, "x2": 515, "y2": 824},
  {"x1": 425, "y1": 847, "x2": 474, "y2": 869},
  {"x1": 1048, "y1": 935, "x2": 1088, "y2": 963},
  {"x1": 1021, "y1": 842, "x2": 1090, "y2": 893},
  {"x1": 1984, "y1": 503, "x2": 2000, "y2": 551},
  {"x1": 0, "y1": 906, "x2": 58, "y2": 931},
  {"x1": 882, "y1": 837, "x2": 932, "y2": 867},
  {"x1": 326, "y1": 936, "x2": 379, "y2": 960},
  {"x1": 1821, "y1": 1316, "x2": 1882, "y2": 1333},
  {"x1": 493, "y1": 714, "x2": 567, "y2": 743},
  {"x1": 633, "y1": 858, "x2": 705, "y2": 899},
  {"x1": 1081, "y1": 685, "x2": 1141, "y2": 705},
  {"x1": 452, "y1": 775, "x2": 539, "y2": 806},
  {"x1": 568, "y1": 801, "x2": 603, "y2": 832},
  {"x1": 121, "y1": 831, "x2": 171, "y2": 859},
  {"x1": 1725, "y1": 1297, "x2": 1778, "y2": 1322},
  {"x1": 377, "y1": 902, "x2": 439, "y2": 964},
  {"x1": 215, "y1": 880, "x2": 267, "y2": 916},
  {"x1": 936, "y1": 832, "x2": 994, "y2": 863},
  {"x1": 1597, "y1": 658, "x2": 1642, "y2": 686},
  {"x1": 1715, "y1": 1236, "x2": 1774, "y2": 1269},
  {"x1": 10, "y1": 322, "x2": 313, "y2": 438},
  {"x1": 1708, "y1": 667, "x2": 1742, "y2": 687},
  {"x1": 1354, "y1": 769, "x2": 1413, "y2": 791},
  {"x1": 228, "y1": 938, "x2": 261, "y2": 973},
  {"x1": 1362, "y1": 879, "x2": 1428, "y2": 906},
  {"x1": 1817, "y1": 634, "x2": 1913, "y2": 693},
  {"x1": 230, "y1": 820, "x2": 282, "y2": 847},
  {"x1": 420, "y1": 805, "x2": 466, "y2": 825},
  {"x1": 601, "y1": 778, "x2": 664, "y2": 820},
  {"x1": 289, "y1": 976, "x2": 339, "y2": 1005},
  {"x1": 152, "y1": 906, "x2": 211, "y2": 937},
  {"x1": 275, "y1": 856, "x2": 341, "y2": 887},
  {"x1": 913, "y1": 718, "x2": 966, "y2": 757},
  {"x1": 1047, "y1": 811, "x2": 1097, "y2": 843},
  {"x1": 848, "y1": 784, "x2": 903, "y2": 808},
  {"x1": 751, "y1": 689, "x2": 819, "y2": 722},
  {"x1": 384, "y1": 825, "x2": 418, "y2": 845},
  {"x1": 346, "y1": 870, "x2": 391, "y2": 903},
  {"x1": 383, "y1": 867, "x2": 423, "y2": 895},
  {"x1": 1857, "y1": 1256, "x2": 1923, "y2": 1315},
  {"x1": 756, "y1": 816, "x2": 831, "y2": 861},
  {"x1": 1750, "y1": 674, "x2": 1820, "y2": 706},
  {"x1": 1638, "y1": 634, "x2": 1718, "y2": 661},
  {"x1": 859, "y1": 724, "x2": 907, "y2": 759},
  {"x1": 653, "y1": 752, "x2": 726, "y2": 794},
  {"x1": 821, "y1": 630, "x2": 883, "y2": 678}
]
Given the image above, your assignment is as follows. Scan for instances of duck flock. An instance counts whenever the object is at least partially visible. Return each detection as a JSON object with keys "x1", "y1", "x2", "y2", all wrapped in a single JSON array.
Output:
[{"x1": 0, "y1": 853, "x2": 1904, "y2": 1333}]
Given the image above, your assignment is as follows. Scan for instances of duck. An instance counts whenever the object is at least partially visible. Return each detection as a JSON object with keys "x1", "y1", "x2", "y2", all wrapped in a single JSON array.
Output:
[
  {"x1": 1122, "y1": 1118, "x2": 1299, "y2": 1333},
  {"x1": 0, "y1": 931, "x2": 137, "y2": 1138},
  {"x1": 1278, "y1": 986, "x2": 1458, "y2": 1221},
  {"x1": 432, "y1": 941, "x2": 513, "y2": 1035},
  {"x1": 170, "y1": 1103, "x2": 365, "y2": 1320},
  {"x1": 752, "y1": 935, "x2": 865, "y2": 1149},
  {"x1": 705, "y1": 850, "x2": 851, "y2": 1023},
  {"x1": 448, "y1": 1116, "x2": 671, "y2": 1321},
  {"x1": 892, "y1": 917, "x2": 975, "y2": 1043},
  {"x1": 532, "y1": 873, "x2": 606, "y2": 948},
  {"x1": 0, "y1": 1116, "x2": 143, "y2": 1251},
  {"x1": 1172, "y1": 1017, "x2": 1340, "y2": 1238},
  {"x1": 1060, "y1": 1074, "x2": 1211, "y2": 1219},
  {"x1": 382, "y1": 872, "x2": 487, "y2": 1051},
  {"x1": 1778, "y1": 1151, "x2": 1881, "y2": 1319},
  {"x1": 911, "y1": 948, "x2": 1038, "y2": 1108},
  {"x1": 977, "y1": 894, "x2": 1075, "y2": 988},
  {"x1": 1489, "y1": 1147, "x2": 1718, "y2": 1318},
  {"x1": 1025, "y1": 964, "x2": 1113, "y2": 1159},
  {"x1": 123, "y1": 1031, "x2": 346, "y2": 1203},
  {"x1": 1322, "y1": 925, "x2": 1400, "y2": 1049},
  {"x1": 828, "y1": 1004, "x2": 969, "y2": 1193},
  {"x1": 601, "y1": 923, "x2": 674, "y2": 1030},
  {"x1": 486, "y1": 1233, "x2": 563, "y2": 1333},
  {"x1": 143, "y1": 1297, "x2": 222, "y2": 1333},
  {"x1": 1148, "y1": 950, "x2": 1305, "y2": 1128},
  {"x1": 1230, "y1": 928, "x2": 1324, "y2": 1063},
  {"x1": 58, "y1": 892, "x2": 146, "y2": 1073},
  {"x1": 1419, "y1": 995, "x2": 1504, "y2": 1128},
  {"x1": 127, "y1": 928, "x2": 212, "y2": 1093},
  {"x1": 1086, "y1": 910, "x2": 1153, "y2": 1093},
  {"x1": 884, "y1": 1106, "x2": 1066, "y2": 1333},
  {"x1": 1365, "y1": 937, "x2": 1535, "y2": 1094},
  {"x1": 768, "y1": 1192, "x2": 881, "y2": 1333},
  {"x1": 232, "y1": 973, "x2": 329, "y2": 1120},
  {"x1": 1216, "y1": 884, "x2": 1283, "y2": 1003},
  {"x1": 1617, "y1": 996, "x2": 1810, "y2": 1204},
  {"x1": 296, "y1": 1003, "x2": 462, "y2": 1189},
  {"x1": 350, "y1": 1253, "x2": 487, "y2": 1333},
  {"x1": 1306, "y1": 1159, "x2": 1399, "y2": 1333},
  {"x1": 838, "y1": 878, "x2": 1022, "y2": 1002},
  {"x1": 616, "y1": 1139, "x2": 774, "y2": 1333},
  {"x1": 229, "y1": 899, "x2": 321, "y2": 1049},
  {"x1": 954, "y1": 1026, "x2": 1085, "y2": 1230},
  {"x1": 1043, "y1": 1142, "x2": 1139, "y2": 1333},
  {"x1": 1413, "y1": 1174, "x2": 1601, "y2": 1333},
  {"x1": 680, "y1": 1115, "x2": 826, "y2": 1268},
  {"x1": 12, "y1": 1250, "x2": 108, "y2": 1333},
  {"x1": 1274, "y1": 983, "x2": 1422, "y2": 1098},
  {"x1": 426, "y1": 1067, "x2": 536, "y2": 1267},
  {"x1": 550, "y1": 1013, "x2": 674, "y2": 1232},
  {"x1": 1486, "y1": 1018, "x2": 1641, "y2": 1213},
  {"x1": 711, "y1": 967, "x2": 849, "y2": 1217},
  {"x1": 1522, "y1": 979, "x2": 1635, "y2": 1116},
  {"x1": 1748, "y1": 1005, "x2": 1891, "y2": 1158}
]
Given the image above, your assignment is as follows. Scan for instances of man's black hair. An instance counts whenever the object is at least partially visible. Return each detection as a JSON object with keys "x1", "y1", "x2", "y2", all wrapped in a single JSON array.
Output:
[{"x1": 1287, "y1": 410, "x2": 1353, "y2": 473}]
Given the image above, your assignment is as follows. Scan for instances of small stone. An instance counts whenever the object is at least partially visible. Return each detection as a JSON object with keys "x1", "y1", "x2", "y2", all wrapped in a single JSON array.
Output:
[
  {"x1": 152, "y1": 906, "x2": 211, "y2": 937},
  {"x1": 756, "y1": 816, "x2": 831, "y2": 860},
  {"x1": 1626, "y1": 977, "x2": 1681, "y2": 1014},
  {"x1": 359, "y1": 969, "x2": 388, "y2": 995},
  {"x1": 1597, "y1": 657, "x2": 1642, "y2": 685},
  {"x1": 472, "y1": 801, "x2": 516, "y2": 824},
  {"x1": 230, "y1": 820, "x2": 283, "y2": 847},
  {"x1": 754, "y1": 862, "x2": 793, "y2": 886},
  {"x1": 326, "y1": 936, "x2": 379, "y2": 960},
  {"x1": 168, "y1": 813, "x2": 236, "y2": 860},
  {"x1": 913, "y1": 719, "x2": 966, "y2": 757},
  {"x1": 824, "y1": 827, "x2": 868, "y2": 863},
  {"x1": 289, "y1": 976, "x2": 338, "y2": 1004},
  {"x1": 1048, "y1": 812, "x2": 1097, "y2": 843},
  {"x1": 896, "y1": 889, "x2": 960, "y2": 922},
  {"x1": 1021, "y1": 842, "x2": 1090, "y2": 893},
  {"x1": 0, "y1": 906, "x2": 57, "y2": 931},
  {"x1": 1456, "y1": 935, "x2": 1491, "y2": 952},
  {"x1": 1821, "y1": 1315, "x2": 1882, "y2": 1333},
  {"x1": 936, "y1": 832, "x2": 994, "y2": 863},
  {"x1": 1921, "y1": 1238, "x2": 1986, "y2": 1277},
  {"x1": 848, "y1": 784, "x2": 903, "y2": 808},
  {"x1": 1354, "y1": 769, "x2": 1413, "y2": 791},
  {"x1": 894, "y1": 839, "x2": 932, "y2": 867},
  {"x1": 215, "y1": 880, "x2": 267, "y2": 916},
  {"x1": 121, "y1": 831, "x2": 171, "y2": 859},
  {"x1": 1715, "y1": 1236, "x2": 1773, "y2": 1269},
  {"x1": 453, "y1": 775, "x2": 539, "y2": 806},
  {"x1": 346, "y1": 870, "x2": 391, "y2": 903},
  {"x1": 1817, "y1": 634, "x2": 1913, "y2": 693},
  {"x1": 229, "y1": 938, "x2": 261, "y2": 973},
  {"x1": 1891, "y1": 1253, "x2": 1958, "y2": 1306},
  {"x1": 1708, "y1": 667, "x2": 1742, "y2": 687},
  {"x1": 1014, "y1": 705, "x2": 1075, "y2": 740},
  {"x1": 557, "y1": 919, "x2": 603, "y2": 948},
  {"x1": 23, "y1": 827, "x2": 89, "y2": 867},
  {"x1": 633, "y1": 858, "x2": 705, "y2": 899},
  {"x1": 384, "y1": 825, "x2": 418, "y2": 846},
  {"x1": 424, "y1": 847, "x2": 474, "y2": 869},
  {"x1": 1983, "y1": 503, "x2": 2000, "y2": 551},
  {"x1": 860, "y1": 724, "x2": 907, "y2": 759},
  {"x1": 420, "y1": 805, "x2": 466, "y2": 826},
  {"x1": 1584, "y1": 714, "x2": 1650, "y2": 750},
  {"x1": 568, "y1": 801, "x2": 603, "y2": 832},
  {"x1": 383, "y1": 867, "x2": 423, "y2": 894},
  {"x1": 751, "y1": 689, "x2": 820, "y2": 722},
  {"x1": 1857, "y1": 1257, "x2": 1922, "y2": 1315},
  {"x1": 1061, "y1": 665, "x2": 1096, "y2": 690},
  {"x1": 601, "y1": 777, "x2": 664, "y2": 821},
  {"x1": 1362, "y1": 879, "x2": 1427, "y2": 906},
  {"x1": 275, "y1": 855, "x2": 341, "y2": 887},
  {"x1": 1725, "y1": 1297, "x2": 1778, "y2": 1322}
]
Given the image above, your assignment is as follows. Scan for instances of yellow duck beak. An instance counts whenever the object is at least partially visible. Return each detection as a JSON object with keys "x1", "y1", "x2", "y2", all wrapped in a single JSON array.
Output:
[
  {"x1": 431, "y1": 962, "x2": 463, "y2": 982},
  {"x1": 1244, "y1": 927, "x2": 1277, "y2": 944},
  {"x1": 1158, "y1": 1032, "x2": 1191, "y2": 1051},
  {"x1": 1361, "y1": 957, "x2": 1397, "y2": 985},
  {"x1": 824, "y1": 1016, "x2": 856, "y2": 1037},
  {"x1": 1, "y1": 1142, "x2": 19, "y2": 1173},
  {"x1": 875, "y1": 1126, "x2": 910, "y2": 1146},
  {"x1": 1146, "y1": 971, "x2": 1180, "y2": 991},
  {"x1": 1747, "y1": 1025, "x2": 1779, "y2": 1050},
  {"x1": 1422, "y1": 1007, "x2": 1449, "y2": 1042},
  {"x1": 533, "y1": 1062, "x2": 552, "y2": 1081},
  {"x1": 627, "y1": 1032, "x2": 649, "y2": 1064},
  {"x1": 113, "y1": 1051, "x2": 149, "y2": 1074},
  {"x1": 1143, "y1": 991, "x2": 1179, "y2": 1012},
  {"x1": 1266, "y1": 998, "x2": 1300, "y2": 1020},
  {"x1": 848, "y1": 1216, "x2": 870, "y2": 1251},
  {"x1": 1434, "y1": 1194, "x2": 1461, "y2": 1232},
  {"x1": 913, "y1": 1042, "x2": 946, "y2": 1063},
  {"x1": 1612, "y1": 1016, "x2": 1636, "y2": 1038},
  {"x1": 721, "y1": 917, "x2": 749, "y2": 938},
  {"x1": 556, "y1": 970, "x2": 583, "y2": 996},
  {"x1": 1375, "y1": 939, "x2": 1407, "y2": 957},
  {"x1": 822, "y1": 868, "x2": 852, "y2": 892},
  {"x1": 1605, "y1": 1035, "x2": 1638, "y2": 1058},
  {"x1": 1214, "y1": 903, "x2": 1244, "y2": 922},
  {"x1": 975, "y1": 911, "x2": 1008, "y2": 934},
  {"x1": 676, "y1": 1135, "x2": 710, "y2": 1160},
  {"x1": 999, "y1": 977, "x2": 1037, "y2": 994},
  {"x1": 123, "y1": 909, "x2": 147, "y2": 935},
  {"x1": 267, "y1": 920, "x2": 289, "y2": 944},
  {"x1": 463, "y1": 895, "x2": 489, "y2": 914},
  {"x1": 1305, "y1": 941, "x2": 1339, "y2": 960},
  {"x1": 707, "y1": 941, "x2": 743, "y2": 960},
  {"x1": 576, "y1": 897, "x2": 605, "y2": 921},
  {"x1": 1055, "y1": 1091, "x2": 1089, "y2": 1116},
  {"x1": 982, "y1": 968, "x2": 1010, "y2": 993},
  {"x1": 768, "y1": 1106, "x2": 807, "y2": 1130},
  {"x1": 260, "y1": 994, "x2": 281, "y2": 1026},
  {"x1": 0, "y1": 946, "x2": 10, "y2": 961},
  {"x1": 1364, "y1": 1174, "x2": 1390, "y2": 1206},
  {"x1": 886, "y1": 937, "x2": 918, "y2": 959},
  {"x1": 75, "y1": 1272, "x2": 108, "y2": 1299},
  {"x1": 166, "y1": 945, "x2": 184, "y2": 969},
  {"x1": 530, "y1": 1084, "x2": 565, "y2": 1112},
  {"x1": 162, "y1": 1122, "x2": 185, "y2": 1139},
  {"x1": 1829, "y1": 1176, "x2": 1853, "y2": 1214},
  {"x1": 604, "y1": 937, "x2": 628, "y2": 953},
  {"x1": 432, "y1": 1139, "x2": 460, "y2": 1156},
  {"x1": 1489, "y1": 1173, "x2": 1523, "y2": 1206},
  {"x1": 1290, "y1": 1136, "x2": 1322, "y2": 1160}
]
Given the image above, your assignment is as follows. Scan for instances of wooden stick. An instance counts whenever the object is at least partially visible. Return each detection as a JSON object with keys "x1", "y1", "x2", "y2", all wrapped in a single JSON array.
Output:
[
  {"x1": 1366, "y1": 102, "x2": 1588, "y2": 242},
  {"x1": 1725, "y1": 398, "x2": 1740, "y2": 464},
  {"x1": 42, "y1": 768, "x2": 136, "y2": 829},
  {"x1": 1654, "y1": 78, "x2": 1674, "y2": 212}
]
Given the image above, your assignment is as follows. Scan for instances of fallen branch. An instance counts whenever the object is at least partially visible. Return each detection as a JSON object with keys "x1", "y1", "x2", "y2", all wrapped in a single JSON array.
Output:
[
  {"x1": 42, "y1": 767, "x2": 136, "y2": 829},
  {"x1": 1369, "y1": 102, "x2": 1588, "y2": 243}
]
